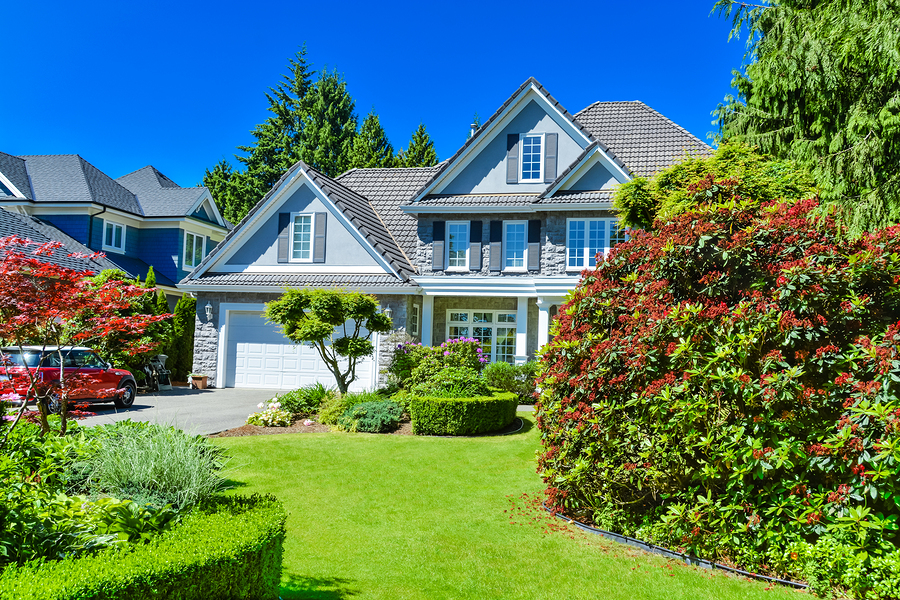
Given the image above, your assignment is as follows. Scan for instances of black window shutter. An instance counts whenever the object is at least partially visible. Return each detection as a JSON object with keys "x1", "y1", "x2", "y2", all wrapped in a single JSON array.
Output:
[
  {"x1": 506, "y1": 134, "x2": 519, "y2": 184},
  {"x1": 528, "y1": 220, "x2": 541, "y2": 271},
  {"x1": 432, "y1": 220, "x2": 445, "y2": 271},
  {"x1": 313, "y1": 212, "x2": 327, "y2": 263},
  {"x1": 489, "y1": 220, "x2": 502, "y2": 271},
  {"x1": 469, "y1": 220, "x2": 482, "y2": 271},
  {"x1": 277, "y1": 213, "x2": 291, "y2": 263},
  {"x1": 544, "y1": 133, "x2": 558, "y2": 183}
]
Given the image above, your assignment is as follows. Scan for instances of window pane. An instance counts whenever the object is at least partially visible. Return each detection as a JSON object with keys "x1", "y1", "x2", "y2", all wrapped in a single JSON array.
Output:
[
  {"x1": 521, "y1": 135, "x2": 542, "y2": 180},
  {"x1": 292, "y1": 215, "x2": 312, "y2": 260},
  {"x1": 504, "y1": 222, "x2": 526, "y2": 268},
  {"x1": 496, "y1": 327, "x2": 516, "y2": 364},
  {"x1": 105, "y1": 224, "x2": 113, "y2": 247},
  {"x1": 449, "y1": 326, "x2": 469, "y2": 338},
  {"x1": 497, "y1": 313, "x2": 516, "y2": 323},
  {"x1": 473, "y1": 326, "x2": 493, "y2": 358},
  {"x1": 588, "y1": 220, "x2": 606, "y2": 266},
  {"x1": 610, "y1": 220, "x2": 628, "y2": 246},
  {"x1": 195, "y1": 235, "x2": 204, "y2": 263},
  {"x1": 185, "y1": 233, "x2": 194, "y2": 266},
  {"x1": 568, "y1": 221, "x2": 585, "y2": 268},
  {"x1": 473, "y1": 312, "x2": 492, "y2": 323},
  {"x1": 447, "y1": 222, "x2": 469, "y2": 268},
  {"x1": 114, "y1": 225, "x2": 122, "y2": 248},
  {"x1": 449, "y1": 312, "x2": 468, "y2": 323}
]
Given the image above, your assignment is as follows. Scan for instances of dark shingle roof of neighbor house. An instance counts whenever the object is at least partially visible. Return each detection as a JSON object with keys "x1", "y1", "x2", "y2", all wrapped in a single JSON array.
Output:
[
  {"x1": 115, "y1": 166, "x2": 212, "y2": 219},
  {"x1": 185, "y1": 273, "x2": 412, "y2": 288},
  {"x1": 337, "y1": 166, "x2": 441, "y2": 259},
  {"x1": 574, "y1": 101, "x2": 711, "y2": 178},
  {"x1": 0, "y1": 152, "x2": 32, "y2": 199},
  {"x1": 0, "y1": 207, "x2": 123, "y2": 273},
  {"x1": 18, "y1": 155, "x2": 144, "y2": 216}
]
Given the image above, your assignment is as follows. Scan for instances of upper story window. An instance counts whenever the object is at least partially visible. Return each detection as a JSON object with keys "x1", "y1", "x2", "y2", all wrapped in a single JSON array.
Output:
[
  {"x1": 447, "y1": 221, "x2": 470, "y2": 269},
  {"x1": 521, "y1": 135, "x2": 543, "y2": 181},
  {"x1": 291, "y1": 214, "x2": 313, "y2": 262},
  {"x1": 503, "y1": 221, "x2": 527, "y2": 270},
  {"x1": 184, "y1": 231, "x2": 205, "y2": 269},
  {"x1": 566, "y1": 218, "x2": 627, "y2": 270},
  {"x1": 103, "y1": 221, "x2": 125, "y2": 253}
]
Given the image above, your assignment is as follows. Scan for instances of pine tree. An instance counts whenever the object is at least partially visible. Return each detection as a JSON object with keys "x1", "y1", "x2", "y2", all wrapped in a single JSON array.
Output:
[
  {"x1": 170, "y1": 294, "x2": 196, "y2": 381},
  {"x1": 714, "y1": 0, "x2": 900, "y2": 233},
  {"x1": 144, "y1": 266, "x2": 156, "y2": 289},
  {"x1": 395, "y1": 124, "x2": 438, "y2": 167},
  {"x1": 348, "y1": 110, "x2": 394, "y2": 169},
  {"x1": 297, "y1": 70, "x2": 358, "y2": 177}
]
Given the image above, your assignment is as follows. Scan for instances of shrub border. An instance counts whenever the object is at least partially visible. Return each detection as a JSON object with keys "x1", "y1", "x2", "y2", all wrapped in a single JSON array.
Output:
[
  {"x1": 544, "y1": 505, "x2": 808, "y2": 590},
  {"x1": 409, "y1": 391, "x2": 518, "y2": 436}
]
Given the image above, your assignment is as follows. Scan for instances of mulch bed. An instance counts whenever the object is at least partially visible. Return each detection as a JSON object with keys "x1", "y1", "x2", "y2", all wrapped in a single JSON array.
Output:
[{"x1": 209, "y1": 417, "x2": 523, "y2": 438}]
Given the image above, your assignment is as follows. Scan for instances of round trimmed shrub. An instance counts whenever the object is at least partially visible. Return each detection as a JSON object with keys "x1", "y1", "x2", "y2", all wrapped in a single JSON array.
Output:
[
  {"x1": 482, "y1": 361, "x2": 517, "y2": 392},
  {"x1": 536, "y1": 193, "x2": 900, "y2": 592},
  {"x1": 409, "y1": 366, "x2": 489, "y2": 398},
  {"x1": 410, "y1": 391, "x2": 518, "y2": 436}
]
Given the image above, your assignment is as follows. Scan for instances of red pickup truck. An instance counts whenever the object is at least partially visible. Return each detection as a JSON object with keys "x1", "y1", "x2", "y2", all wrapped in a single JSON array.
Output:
[{"x1": 0, "y1": 346, "x2": 137, "y2": 411}]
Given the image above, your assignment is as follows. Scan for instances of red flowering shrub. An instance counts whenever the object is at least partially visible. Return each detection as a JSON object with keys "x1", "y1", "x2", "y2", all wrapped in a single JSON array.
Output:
[{"x1": 536, "y1": 193, "x2": 900, "y2": 593}]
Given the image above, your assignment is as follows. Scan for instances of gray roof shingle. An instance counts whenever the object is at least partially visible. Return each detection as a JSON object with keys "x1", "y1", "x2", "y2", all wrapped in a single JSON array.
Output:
[
  {"x1": 17, "y1": 155, "x2": 144, "y2": 215},
  {"x1": 116, "y1": 166, "x2": 211, "y2": 219},
  {"x1": 574, "y1": 101, "x2": 711, "y2": 178},
  {"x1": 414, "y1": 194, "x2": 539, "y2": 208},
  {"x1": 539, "y1": 190, "x2": 615, "y2": 205},
  {"x1": 336, "y1": 166, "x2": 440, "y2": 258},
  {"x1": 0, "y1": 152, "x2": 32, "y2": 199}
]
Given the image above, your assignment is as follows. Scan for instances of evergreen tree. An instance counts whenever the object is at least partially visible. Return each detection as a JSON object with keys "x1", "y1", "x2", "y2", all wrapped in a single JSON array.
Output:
[
  {"x1": 170, "y1": 294, "x2": 196, "y2": 381},
  {"x1": 395, "y1": 124, "x2": 438, "y2": 167},
  {"x1": 144, "y1": 266, "x2": 156, "y2": 290},
  {"x1": 348, "y1": 110, "x2": 394, "y2": 169},
  {"x1": 714, "y1": 0, "x2": 900, "y2": 233},
  {"x1": 297, "y1": 70, "x2": 358, "y2": 177}
]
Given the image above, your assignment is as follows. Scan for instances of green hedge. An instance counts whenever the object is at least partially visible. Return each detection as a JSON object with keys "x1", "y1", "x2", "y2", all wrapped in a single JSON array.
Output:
[
  {"x1": 409, "y1": 391, "x2": 518, "y2": 436},
  {"x1": 0, "y1": 494, "x2": 286, "y2": 600}
]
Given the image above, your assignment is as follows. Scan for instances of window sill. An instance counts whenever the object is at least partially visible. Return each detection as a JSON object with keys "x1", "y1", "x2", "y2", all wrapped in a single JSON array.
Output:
[
  {"x1": 445, "y1": 268, "x2": 470, "y2": 273},
  {"x1": 102, "y1": 246, "x2": 125, "y2": 254},
  {"x1": 502, "y1": 268, "x2": 528, "y2": 273}
]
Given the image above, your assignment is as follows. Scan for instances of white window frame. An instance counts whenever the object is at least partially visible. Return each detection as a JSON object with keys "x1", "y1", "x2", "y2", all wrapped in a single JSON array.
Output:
[
  {"x1": 520, "y1": 133, "x2": 544, "y2": 182},
  {"x1": 503, "y1": 220, "x2": 528, "y2": 271},
  {"x1": 290, "y1": 213, "x2": 314, "y2": 263},
  {"x1": 446, "y1": 221, "x2": 470, "y2": 271},
  {"x1": 445, "y1": 309, "x2": 518, "y2": 364},
  {"x1": 565, "y1": 218, "x2": 627, "y2": 271},
  {"x1": 183, "y1": 231, "x2": 205, "y2": 269},
  {"x1": 410, "y1": 304, "x2": 420, "y2": 337},
  {"x1": 102, "y1": 220, "x2": 126, "y2": 253}
]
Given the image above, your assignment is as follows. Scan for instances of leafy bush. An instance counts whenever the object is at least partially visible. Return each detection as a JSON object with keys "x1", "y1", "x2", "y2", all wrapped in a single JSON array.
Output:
[
  {"x1": 409, "y1": 366, "x2": 490, "y2": 398},
  {"x1": 278, "y1": 383, "x2": 332, "y2": 416},
  {"x1": 81, "y1": 421, "x2": 227, "y2": 509},
  {"x1": 338, "y1": 400, "x2": 403, "y2": 433},
  {"x1": 410, "y1": 391, "x2": 517, "y2": 436},
  {"x1": 483, "y1": 361, "x2": 540, "y2": 403},
  {"x1": 318, "y1": 390, "x2": 381, "y2": 425},
  {"x1": 536, "y1": 192, "x2": 900, "y2": 597},
  {"x1": 389, "y1": 338, "x2": 488, "y2": 389},
  {"x1": 0, "y1": 494, "x2": 286, "y2": 600},
  {"x1": 247, "y1": 399, "x2": 293, "y2": 427}
]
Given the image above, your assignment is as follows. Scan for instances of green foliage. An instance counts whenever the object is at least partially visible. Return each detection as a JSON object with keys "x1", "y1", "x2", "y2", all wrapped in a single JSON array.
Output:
[
  {"x1": 409, "y1": 366, "x2": 489, "y2": 398},
  {"x1": 338, "y1": 400, "x2": 403, "y2": 433},
  {"x1": 277, "y1": 383, "x2": 332, "y2": 416},
  {"x1": 714, "y1": 0, "x2": 900, "y2": 234},
  {"x1": 391, "y1": 338, "x2": 488, "y2": 391},
  {"x1": 537, "y1": 187, "x2": 900, "y2": 597},
  {"x1": 80, "y1": 421, "x2": 227, "y2": 509},
  {"x1": 613, "y1": 142, "x2": 816, "y2": 230},
  {"x1": 347, "y1": 110, "x2": 394, "y2": 169},
  {"x1": 318, "y1": 390, "x2": 382, "y2": 425},
  {"x1": 265, "y1": 289, "x2": 391, "y2": 393},
  {"x1": 395, "y1": 123, "x2": 438, "y2": 167},
  {"x1": 247, "y1": 399, "x2": 293, "y2": 427},
  {"x1": 0, "y1": 494, "x2": 286, "y2": 600},
  {"x1": 482, "y1": 361, "x2": 540, "y2": 403},
  {"x1": 170, "y1": 294, "x2": 196, "y2": 381},
  {"x1": 297, "y1": 69, "x2": 358, "y2": 177},
  {"x1": 409, "y1": 391, "x2": 518, "y2": 436}
]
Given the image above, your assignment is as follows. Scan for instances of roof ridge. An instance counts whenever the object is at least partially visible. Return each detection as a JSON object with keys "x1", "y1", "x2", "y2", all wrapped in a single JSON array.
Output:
[
  {"x1": 633, "y1": 101, "x2": 711, "y2": 149},
  {"x1": 77, "y1": 156, "x2": 144, "y2": 216},
  {"x1": 116, "y1": 165, "x2": 154, "y2": 180}
]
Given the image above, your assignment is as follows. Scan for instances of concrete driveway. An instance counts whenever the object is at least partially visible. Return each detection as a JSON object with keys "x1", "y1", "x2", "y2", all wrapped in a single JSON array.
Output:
[{"x1": 78, "y1": 386, "x2": 277, "y2": 435}]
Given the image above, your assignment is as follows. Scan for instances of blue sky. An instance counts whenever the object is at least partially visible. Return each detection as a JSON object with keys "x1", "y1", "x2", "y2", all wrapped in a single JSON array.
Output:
[{"x1": 2, "y1": 0, "x2": 748, "y2": 187}]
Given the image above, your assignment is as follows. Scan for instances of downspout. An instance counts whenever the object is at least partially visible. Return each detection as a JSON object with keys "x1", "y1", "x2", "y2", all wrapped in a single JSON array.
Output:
[{"x1": 87, "y1": 205, "x2": 107, "y2": 250}]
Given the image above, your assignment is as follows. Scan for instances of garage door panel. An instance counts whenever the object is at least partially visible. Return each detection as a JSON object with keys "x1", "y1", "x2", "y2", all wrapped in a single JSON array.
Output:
[{"x1": 226, "y1": 310, "x2": 374, "y2": 391}]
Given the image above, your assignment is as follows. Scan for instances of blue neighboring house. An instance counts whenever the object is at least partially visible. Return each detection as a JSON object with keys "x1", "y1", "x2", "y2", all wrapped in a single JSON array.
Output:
[{"x1": 0, "y1": 152, "x2": 231, "y2": 300}]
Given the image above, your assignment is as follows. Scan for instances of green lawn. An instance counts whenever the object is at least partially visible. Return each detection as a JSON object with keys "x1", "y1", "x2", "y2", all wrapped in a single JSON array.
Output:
[{"x1": 216, "y1": 413, "x2": 800, "y2": 600}]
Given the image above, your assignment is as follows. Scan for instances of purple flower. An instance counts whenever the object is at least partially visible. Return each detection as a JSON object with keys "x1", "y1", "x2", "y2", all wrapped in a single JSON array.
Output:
[
  {"x1": 476, "y1": 348, "x2": 482, "y2": 353},
  {"x1": 443, "y1": 351, "x2": 450, "y2": 356}
]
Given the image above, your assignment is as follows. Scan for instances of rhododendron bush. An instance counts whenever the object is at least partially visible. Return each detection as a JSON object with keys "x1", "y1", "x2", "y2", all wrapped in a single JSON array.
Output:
[{"x1": 535, "y1": 192, "x2": 900, "y2": 594}]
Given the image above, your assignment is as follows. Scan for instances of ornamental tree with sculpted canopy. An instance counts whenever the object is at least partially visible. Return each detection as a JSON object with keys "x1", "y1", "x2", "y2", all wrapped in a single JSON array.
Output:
[
  {"x1": 0, "y1": 236, "x2": 169, "y2": 443},
  {"x1": 264, "y1": 288, "x2": 391, "y2": 394}
]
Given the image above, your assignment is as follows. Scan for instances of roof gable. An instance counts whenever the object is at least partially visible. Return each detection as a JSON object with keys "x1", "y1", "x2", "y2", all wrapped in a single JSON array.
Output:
[
  {"x1": 185, "y1": 161, "x2": 414, "y2": 282},
  {"x1": 116, "y1": 166, "x2": 226, "y2": 224}
]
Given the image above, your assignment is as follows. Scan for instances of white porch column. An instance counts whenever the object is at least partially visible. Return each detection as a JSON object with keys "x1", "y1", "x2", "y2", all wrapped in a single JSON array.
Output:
[
  {"x1": 515, "y1": 296, "x2": 529, "y2": 364},
  {"x1": 421, "y1": 295, "x2": 434, "y2": 346},
  {"x1": 536, "y1": 297, "x2": 550, "y2": 350}
]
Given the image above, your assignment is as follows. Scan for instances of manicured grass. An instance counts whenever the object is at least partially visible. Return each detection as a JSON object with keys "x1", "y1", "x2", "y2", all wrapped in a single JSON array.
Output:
[{"x1": 216, "y1": 414, "x2": 800, "y2": 600}]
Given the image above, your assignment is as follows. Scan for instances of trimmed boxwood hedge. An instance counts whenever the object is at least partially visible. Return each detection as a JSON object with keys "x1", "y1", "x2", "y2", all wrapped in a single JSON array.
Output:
[
  {"x1": 409, "y1": 391, "x2": 518, "y2": 436},
  {"x1": 0, "y1": 494, "x2": 286, "y2": 600}
]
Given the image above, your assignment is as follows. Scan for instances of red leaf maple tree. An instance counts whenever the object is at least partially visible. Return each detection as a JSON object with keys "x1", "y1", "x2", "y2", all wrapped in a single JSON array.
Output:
[{"x1": 0, "y1": 235, "x2": 169, "y2": 443}]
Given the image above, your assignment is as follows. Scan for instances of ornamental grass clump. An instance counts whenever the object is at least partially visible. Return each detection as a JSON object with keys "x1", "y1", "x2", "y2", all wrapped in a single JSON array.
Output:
[{"x1": 536, "y1": 188, "x2": 900, "y2": 597}]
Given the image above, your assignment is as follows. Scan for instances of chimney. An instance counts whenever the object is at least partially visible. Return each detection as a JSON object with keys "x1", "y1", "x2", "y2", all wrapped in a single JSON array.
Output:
[{"x1": 469, "y1": 123, "x2": 478, "y2": 139}]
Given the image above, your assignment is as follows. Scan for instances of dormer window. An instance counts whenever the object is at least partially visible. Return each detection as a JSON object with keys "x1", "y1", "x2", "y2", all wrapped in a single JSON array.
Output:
[
  {"x1": 103, "y1": 221, "x2": 125, "y2": 253},
  {"x1": 521, "y1": 135, "x2": 543, "y2": 181}
]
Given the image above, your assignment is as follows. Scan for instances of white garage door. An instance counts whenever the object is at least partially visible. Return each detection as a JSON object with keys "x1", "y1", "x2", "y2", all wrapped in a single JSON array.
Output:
[{"x1": 225, "y1": 311, "x2": 375, "y2": 391}]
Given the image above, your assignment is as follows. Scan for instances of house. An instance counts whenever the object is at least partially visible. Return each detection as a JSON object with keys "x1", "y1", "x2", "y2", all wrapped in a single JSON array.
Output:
[
  {"x1": 179, "y1": 78, "x2": 710, "y2": 390},
  {"x1": 0, "y1": 152, "x2": 231, "y2": 299}
]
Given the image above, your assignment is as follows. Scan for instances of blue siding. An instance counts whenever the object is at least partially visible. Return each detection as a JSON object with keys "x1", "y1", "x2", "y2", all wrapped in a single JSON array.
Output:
[
  {"x1": 125, "y1": 225, "x2": 140, "y2": 255},
  {"x1": 89, "y1": 216, "x2": 103, "y2": 250},
  {"x1": 41, "y1": 215, "x2": 90, "y2": 245},
  {"x1": 138, "y1": 228, "x2": 181, "y2": 283}
]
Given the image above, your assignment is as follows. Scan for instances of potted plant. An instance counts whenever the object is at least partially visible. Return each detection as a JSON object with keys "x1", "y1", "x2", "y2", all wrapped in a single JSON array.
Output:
[{"x1": 189, "y1": 373, "x2": 209, "y2": 389}]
